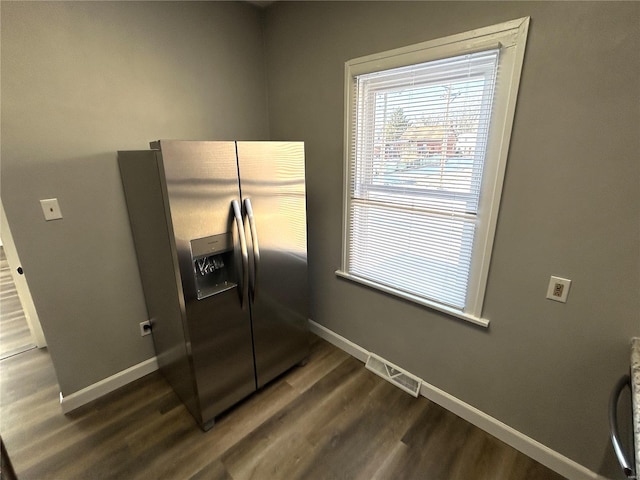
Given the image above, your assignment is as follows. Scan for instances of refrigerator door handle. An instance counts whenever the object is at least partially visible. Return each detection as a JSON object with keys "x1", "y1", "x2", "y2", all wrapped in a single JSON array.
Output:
[
  {"x1": 244, "y1": 198, "x2": 260, "y2": 300},
  {"x1": 608, "y1": 374, "x2": 635, "y2": 478},
  {"x1": 232, "y1": 199, "x2": 249, "y2": 309}
]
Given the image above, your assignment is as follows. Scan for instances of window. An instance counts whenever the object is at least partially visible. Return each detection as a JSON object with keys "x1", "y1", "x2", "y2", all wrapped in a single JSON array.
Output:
[{"x1": 337, "y1": 18, "x2": 530, "y2": 327}]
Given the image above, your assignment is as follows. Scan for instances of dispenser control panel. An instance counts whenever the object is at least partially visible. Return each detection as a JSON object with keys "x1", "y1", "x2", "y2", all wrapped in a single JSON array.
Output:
[{"x1": 191, "y1": 233, "x2": 236, "y2": 300}]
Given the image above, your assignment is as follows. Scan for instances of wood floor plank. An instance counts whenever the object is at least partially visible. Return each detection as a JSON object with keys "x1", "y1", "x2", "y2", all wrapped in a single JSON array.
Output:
[
  {"x1": 284, "y1": 336, "x2": 351, "y2": 394},
  {"x1": 189, "y1": 459, "x2": 233, "y2": 480},
  {"x1": 298, "y1": 381, "x2": 429, "y2": 480},
  {"x1": 221, "y1": 357, "x2": 378, "y2": 479},
  {"x1": 0, "y1": 248, "x2": 35, "y2": 359},
  {"x1": 130, "y1": 376, "x2": 301, "y2": 480},
  {"x1": 446, "y1": 427, "x2": 515, "y2": 480}
]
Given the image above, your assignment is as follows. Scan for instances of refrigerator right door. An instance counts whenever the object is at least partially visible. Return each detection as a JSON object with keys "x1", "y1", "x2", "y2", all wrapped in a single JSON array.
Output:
[{"x1": 236, "y1": 142, "x2": 310, "y2": 388}]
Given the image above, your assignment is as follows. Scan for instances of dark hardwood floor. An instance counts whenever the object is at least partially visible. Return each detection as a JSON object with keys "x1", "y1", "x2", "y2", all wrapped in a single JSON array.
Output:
[
  {"x1": 0, "y1": 328, "x2": 566, "y2": 479},
  {"x1": 0, "y1": 247, "x2": 35, "y2": 360}
]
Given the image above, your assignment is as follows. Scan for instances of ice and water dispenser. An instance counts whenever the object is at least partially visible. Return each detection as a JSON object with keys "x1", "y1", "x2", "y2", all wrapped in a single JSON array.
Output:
[{"x1": 190, "y1": 233, "x2": 236, "y2": 300}]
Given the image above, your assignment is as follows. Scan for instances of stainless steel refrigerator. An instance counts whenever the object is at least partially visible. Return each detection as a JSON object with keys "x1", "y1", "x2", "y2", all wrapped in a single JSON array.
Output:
[{"x1": 118, "y1": 141, "x2": 309, "y2": 430}]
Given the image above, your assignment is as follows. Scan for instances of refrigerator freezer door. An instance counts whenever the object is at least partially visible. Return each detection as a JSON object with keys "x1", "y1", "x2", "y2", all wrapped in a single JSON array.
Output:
[
  {"x1": 236, "y1": 141, "x2": 310, "y2": 388},
  {"x1": 118, "y1": 150, "x2": 199, "y2": 422},
  {"x1": 158, "y1": 140, "x2": 256, "y2": 426}
]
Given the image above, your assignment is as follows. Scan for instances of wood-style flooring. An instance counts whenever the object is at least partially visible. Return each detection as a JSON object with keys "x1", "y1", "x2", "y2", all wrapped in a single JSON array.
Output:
[
  {"x1": 0, "y1": 331, "x2": 566, "y2": 479},
  {"x1": 0, "y1": 247, "x2": 35, "y2": 360}
]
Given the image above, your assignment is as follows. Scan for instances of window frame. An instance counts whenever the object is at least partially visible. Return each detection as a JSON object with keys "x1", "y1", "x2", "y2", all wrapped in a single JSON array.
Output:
[{"x1": 336, "y1": 17, "x2": 530, "y2": 328}]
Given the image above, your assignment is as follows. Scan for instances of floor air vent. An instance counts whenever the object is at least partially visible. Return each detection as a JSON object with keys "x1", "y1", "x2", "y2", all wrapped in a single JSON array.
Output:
[{"x1": 365, "y1": 353, "x2": 422, "y2": 397}]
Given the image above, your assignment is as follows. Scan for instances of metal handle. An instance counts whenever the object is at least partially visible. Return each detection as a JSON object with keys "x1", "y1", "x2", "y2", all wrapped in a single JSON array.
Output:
[
  {"x1": 232, "y1": 199, "x2": 249, "y2": 309},
  {"x1": 244, "y1": 198, "x2": 260, "y2": 300},
  {"x1": 609, "y1": 374, "x2": 635, "y2": 478}
]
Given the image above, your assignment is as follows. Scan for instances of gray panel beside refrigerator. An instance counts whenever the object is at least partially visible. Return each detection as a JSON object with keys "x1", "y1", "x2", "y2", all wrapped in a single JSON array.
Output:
[{"x1": 118, "y1": 141, "x2": 309, "y2": 431}]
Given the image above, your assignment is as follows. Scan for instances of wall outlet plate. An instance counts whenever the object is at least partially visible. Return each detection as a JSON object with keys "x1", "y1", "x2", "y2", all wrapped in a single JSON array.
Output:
[
  {"x1": 139, "y1": 320, "x2": 152, "y2": 336},
  {"x1": 546, "y1": 276, "x2": 571, "y2": 303},
  {"x1": 40, "y1": 198, "x2": 63, "y2": 221}
]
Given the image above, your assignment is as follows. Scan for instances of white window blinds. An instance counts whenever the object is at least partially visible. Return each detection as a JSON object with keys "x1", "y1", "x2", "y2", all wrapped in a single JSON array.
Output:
[{"x1": 346, "y1": 50, "x2": 500, "y2": 311}]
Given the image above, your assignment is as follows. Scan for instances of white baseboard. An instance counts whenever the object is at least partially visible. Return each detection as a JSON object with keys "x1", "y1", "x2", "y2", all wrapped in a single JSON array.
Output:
[
  {"x1": 60, "y1": 357, "x2": 159, "y2": 414},
  {"x1": 309, "y1": 320, "x2": 369, "y2": 363},
  {"x1": 308, "y1": 320, "x2": 608, "y2": 480}
]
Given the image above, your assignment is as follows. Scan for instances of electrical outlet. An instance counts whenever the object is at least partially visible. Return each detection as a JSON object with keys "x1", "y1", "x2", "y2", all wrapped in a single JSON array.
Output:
[
  {"x1": 139, "y1": 320, "x2": 152, "y2": 336},
  {"x1": 546, "y1": 276, "x2": 571, "y2": 303}
]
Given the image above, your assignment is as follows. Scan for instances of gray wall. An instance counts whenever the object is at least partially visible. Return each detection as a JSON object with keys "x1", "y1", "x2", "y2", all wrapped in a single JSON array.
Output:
[
  {"x1": 263, "y1": 1, "x2": 639, "y2": 477},
  {"x1": 0, "y1": 1, "x2": 268, "y2": 394}
]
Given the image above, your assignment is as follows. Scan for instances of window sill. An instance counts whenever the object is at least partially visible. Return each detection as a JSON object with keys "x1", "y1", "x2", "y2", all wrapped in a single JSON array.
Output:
[{"x1": 335, "y1": 270, "x2": 490, "y2": 329}]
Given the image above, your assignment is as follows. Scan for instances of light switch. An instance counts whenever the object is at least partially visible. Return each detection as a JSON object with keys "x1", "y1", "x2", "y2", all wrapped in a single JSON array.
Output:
[
  {"x1": 546, "y1": 276, "x2": 571, "y2": 303},
  {"x1": 40, "y1": 198, "x2": 63, "y2": 221}
]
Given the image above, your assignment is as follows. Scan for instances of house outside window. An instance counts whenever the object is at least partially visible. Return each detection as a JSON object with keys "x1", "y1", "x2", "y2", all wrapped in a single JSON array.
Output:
[{"x1": 336, "y1": 18, "x2": 530, "y2": 327}]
